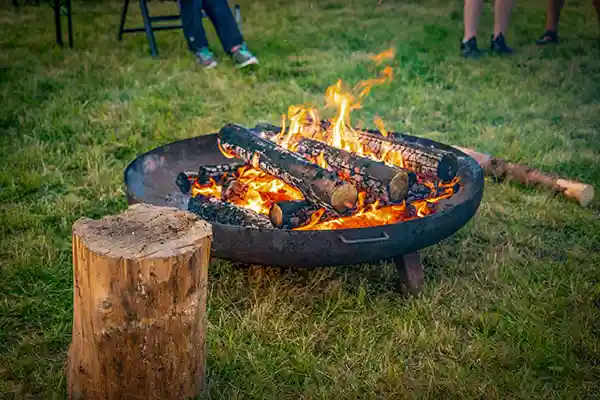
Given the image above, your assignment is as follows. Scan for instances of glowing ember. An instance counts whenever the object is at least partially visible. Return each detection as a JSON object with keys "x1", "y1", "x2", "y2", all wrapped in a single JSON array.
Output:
[{"x1": 193, "y1": 48, "x2": 461, "y2": 230}]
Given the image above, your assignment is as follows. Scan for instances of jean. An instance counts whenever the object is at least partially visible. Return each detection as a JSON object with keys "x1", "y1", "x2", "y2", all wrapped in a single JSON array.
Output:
[{"x1": 179, "y1": 0, "x2": 244, "y2": 54}]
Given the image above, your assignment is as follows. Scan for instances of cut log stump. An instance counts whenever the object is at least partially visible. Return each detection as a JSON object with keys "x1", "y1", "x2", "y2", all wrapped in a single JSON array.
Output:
[
  {"x1": 393, "y1": 252, "x2": 424, "y2": 296},
  {"x1": 68, "y1": 203, "x2": 212, "y2": 400}
]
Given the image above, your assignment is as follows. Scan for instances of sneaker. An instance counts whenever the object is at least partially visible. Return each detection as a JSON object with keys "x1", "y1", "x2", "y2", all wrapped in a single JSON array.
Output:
[
  {"x1": 536, "y1": 30, "x2": 559, "y2": 45},
  {"x1": 231, "y1": 43, "x2": 259, "y2": 69},
  {"x1": 490, "y1": 33, "x2": 514, "y2": 55},
  {"x1": 460, "y1": 37, "x2": 483, "y2": 58},
  {"x1": 195, "y1": 47, "x2": 218, "y2": 69}
]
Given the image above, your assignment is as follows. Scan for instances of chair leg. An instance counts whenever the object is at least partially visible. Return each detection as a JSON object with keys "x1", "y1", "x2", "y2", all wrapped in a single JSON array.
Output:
[
  {"x1": 139, "y1": 0, "x2": 158, "y2": 57},
  {"x1": 54, "y1": 0, "x2": 63, "y2": 47},
  {"x1": 66, "y1": 0, "x2": 73, "y2": 48},
  {"x1": 117, "y1": 0, "x2": 130, "y2": 41}
]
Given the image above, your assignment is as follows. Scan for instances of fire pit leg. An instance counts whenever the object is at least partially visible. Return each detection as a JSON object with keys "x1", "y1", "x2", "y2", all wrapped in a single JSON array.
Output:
[{"x1": 393, "y1": 252, "x2": 424, "y2": 296}]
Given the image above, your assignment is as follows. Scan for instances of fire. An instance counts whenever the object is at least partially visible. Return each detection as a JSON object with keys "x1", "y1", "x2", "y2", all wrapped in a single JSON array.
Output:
[
  {"x1": 195, "y1": 47, "x2": 461, "y2": 230},
  {"x1": 192, "y1": 166, "x2": 303, "y2": 215}
]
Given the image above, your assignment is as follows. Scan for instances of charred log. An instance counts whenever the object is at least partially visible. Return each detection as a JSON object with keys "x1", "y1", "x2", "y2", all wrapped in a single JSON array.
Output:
[
  {"x1": 198, "y1": 162, "x2": 245, "y2": 185},
  {"x1": 251, "y1": 122, "x2": 459, "y2": 182},
  {"x1": 221, "y1": 180, "x2": 248, "y2": 202},
  {"x1": 357, "y1": 130, "x2": 459, "y2": 182},
  {"x1": 176, "y1": 172, "x2": 197, "y2": 194},
  {"x1": 219, "y1": 123, "x2": 358, "y2": 214},
  {"x1": 188, "y1": 195, "x2": 273, "y2": 229},
  {"x1": 269, "y1": 200, "x2": 334, "y2": 229},
  {"x1": 296, "y1": 137, "x2": 416, "y2": 204}
]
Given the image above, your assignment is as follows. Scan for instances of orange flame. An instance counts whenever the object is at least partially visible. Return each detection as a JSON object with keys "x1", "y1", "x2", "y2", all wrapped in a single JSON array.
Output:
[
  {"x1": 369, "y1": 48, "x2": 395, "y2": 65},
  {"x1": 201, "y1": 48, "x2": 460, "y2": 230}
]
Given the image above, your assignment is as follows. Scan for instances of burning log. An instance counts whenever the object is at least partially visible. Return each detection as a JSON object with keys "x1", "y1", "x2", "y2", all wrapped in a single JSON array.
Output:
[
  {"x1": 219, "y1": 123, "x2": 359, "y2": 214},
  {"x1": 251, "y1": 122, "x2": 459, "y2": 182},
  {"x1": 188, "y1": 194, "x2": 273, "y2": 229},
  {"x1": 68, "y1": 204, "x2": 212, "y2": 400},
  {"x1": 454, "y1": 146, "x2": 595, "y2": 207},
  {"x1": 221, "y1": 179, "x2": 248, "y2": 202},
  {"x1": 357, "y1": 130, "x2": 459, "y2": 182},
  {"x1": 296, "y1": 137, "x2": 416, "y2": 204},
  {"x1": 269, "y1": 200, "x2": 333, "y2": 229},
  {"x1": 198, "y1": 162, "x2": 245, "y2": 185}
]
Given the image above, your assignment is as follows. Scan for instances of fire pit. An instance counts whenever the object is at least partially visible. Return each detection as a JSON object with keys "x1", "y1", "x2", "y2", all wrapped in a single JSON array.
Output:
[
  {"x1": 124, "y1": 128, "x2": 483, "y2": 293},
  {"x1": 124, "y1": 53, "x2": 484, "y2": 294}
]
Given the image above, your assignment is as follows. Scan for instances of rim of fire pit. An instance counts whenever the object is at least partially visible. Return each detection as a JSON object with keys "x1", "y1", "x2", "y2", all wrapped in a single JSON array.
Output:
[{"x1": 123, "y1": 131, "x2": 484, "y2": 267}]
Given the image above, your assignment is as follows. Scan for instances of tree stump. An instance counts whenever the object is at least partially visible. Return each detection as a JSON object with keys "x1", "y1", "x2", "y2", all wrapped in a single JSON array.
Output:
[{"x1": 67, "y1": 203, "x2": 212, "y2": 400}]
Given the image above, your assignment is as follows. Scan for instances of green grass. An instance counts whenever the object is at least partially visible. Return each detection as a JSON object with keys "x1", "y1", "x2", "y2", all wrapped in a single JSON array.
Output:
[{"x1": 1, "y1": 0, "x2": 600, "y2": 398}]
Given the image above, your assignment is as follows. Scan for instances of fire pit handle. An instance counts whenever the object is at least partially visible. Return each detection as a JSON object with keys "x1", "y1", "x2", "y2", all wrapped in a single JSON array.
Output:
[{"x1": 338, "y1": 232, "x2": 390, "y2": 244}]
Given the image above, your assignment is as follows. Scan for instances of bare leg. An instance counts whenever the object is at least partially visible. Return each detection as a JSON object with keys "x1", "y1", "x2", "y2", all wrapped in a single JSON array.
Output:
[
  {"x1": 493, "y1": 0, "x2": 514, "y2": 38},
  {"x1": 464, "y1": 0, "x2": 485, "y2": 40},
  {"x1": 545, "y1": 0, "x2": 566, "y2": 31}
]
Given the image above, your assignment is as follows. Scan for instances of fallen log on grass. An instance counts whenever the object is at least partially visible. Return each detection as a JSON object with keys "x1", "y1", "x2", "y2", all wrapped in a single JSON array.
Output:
[
  {"x1": 453, "y1": 145, "x2": 594, "y2": 207},
  {"x1": 219, "y1": 123, "x2": 358, "y2": 214},
  {"x1": 295, "y1": 137, "x2": 416, "y2": 204}
]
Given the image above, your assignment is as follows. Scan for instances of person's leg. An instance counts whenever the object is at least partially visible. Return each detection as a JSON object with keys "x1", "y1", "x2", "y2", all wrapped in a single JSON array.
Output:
[
  {"x1": 593, "y1": 0, "x2": 600, "y2": 25},
  {"x1": 536, "y1": 0, "x2": 565, "y2": 44},
  {"x1": 202, "y1": 0, "x2": 258, "y2": 67},
  {"x1": 545, "y1": 0, "x2": 566, "y2": 31},
  {"x1": 201, "y1": 0, "x2": 243, "y2": 53},
  {"x1": 179, "y1": 0, "x2": 209, "y2": 52},
  {"x1": 179, "y1": 0, "x2": 217, "y2": 67},
  {"x1": 461, "y1": 0, "x2": 484, "y2": 58},
  {"x1": 490, "y1": 0, "x2": 514, "y2": 54},
  {"x1": 463, "y1": 0, "x2": 484, "y2": 40},
  {"x1": 493, "y1": 0, "x2": 513, "y2": 38}
]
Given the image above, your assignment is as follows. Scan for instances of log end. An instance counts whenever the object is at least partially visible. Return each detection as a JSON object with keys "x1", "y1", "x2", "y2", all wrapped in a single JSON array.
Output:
[
  {"x1": 556, "y1": 179, "x2": 595, "y2": 207},
  {"x1": 388, "y1": 171, "x2": 416, "y2": 202},
  {"x1": 269, "y1": 204, "x2": 285, "y2": 228},
  {"x1": 331, "y1": 184, "x2": 359, "y2": 213},
  {"x1": 73, "y1": 203, "x2": 213, "y2": 260},
  {"x1": 437, "y1": 153, "x2": 460, "y2": 182}
]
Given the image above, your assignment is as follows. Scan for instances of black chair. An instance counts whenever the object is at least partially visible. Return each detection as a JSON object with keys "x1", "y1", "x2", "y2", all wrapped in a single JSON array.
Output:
[
  {"x1": 117, "y1": 0, "x2": 241, "y2": 57},
  {"x1": 12, "y1": 0, "x2": 73, "y2": 48},
  {"x1": 53, "y1": 0, "x2": 73, "y2": 48}
]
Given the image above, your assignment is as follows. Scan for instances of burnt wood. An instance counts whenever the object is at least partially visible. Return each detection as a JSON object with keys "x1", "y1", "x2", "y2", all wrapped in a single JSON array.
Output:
[
  {"x1": 357, "y1": 130, "x2": 459, "y2": 182},
  {"x1": 198, "y1": 162, "x2": 245, "y2": 185},
  {"x1": 295, "y1": 137, "x2": 416, "y2": 204},
  {"x1": 269, "y1": 200, "x2": 334, "y2": 229},
  {"x1": 218, "y1": 123, "x2": 358, "y2": 214},
  {"x1": 176, "y1": 172, "x2": 196, "y2": 194},
  {"x1": 252, "y1": 122, "x2": 459, "y2": 182},
  {"x1": 188, "y1": 195, "x2": 273, "y2": 229},
  {"x1": 124, "y1": 132, "x2": 484, "y2": 268}
]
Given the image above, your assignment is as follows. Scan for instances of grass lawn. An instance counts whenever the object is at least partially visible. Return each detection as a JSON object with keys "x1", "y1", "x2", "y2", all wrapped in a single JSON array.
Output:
[{"x1": 1, "y1": 0, "x2": 600, "y2": 398}]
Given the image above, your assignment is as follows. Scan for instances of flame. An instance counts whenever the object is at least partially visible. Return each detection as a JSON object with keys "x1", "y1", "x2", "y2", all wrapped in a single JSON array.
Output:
[
  {"x1": 374, "y1": 116, "x2": 388, "y2": 137},
  {"x1": 192, "y1": 167, "x2": 303, "y2": 215},
  {"x1": 369, "y1": 48, "x2": 395, "y2": 65},
  {"x1": 316, "y1": 151, "x2": 328, "y2": 169},
  {"x1": 200, "y1": 48, "x2": 461, "y2": 231}
]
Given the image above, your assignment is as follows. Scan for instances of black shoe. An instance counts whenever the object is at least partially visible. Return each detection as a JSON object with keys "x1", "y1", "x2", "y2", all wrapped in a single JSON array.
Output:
[
  {"x1": 490, "y1": 33, "x2": 514, "y2": 55},
  {"x1": 536, "y1": 30, "x2": 559, "y2": 45},
  {"x1": 460, "y1": 37, "x2": 483, "y2": 58}
]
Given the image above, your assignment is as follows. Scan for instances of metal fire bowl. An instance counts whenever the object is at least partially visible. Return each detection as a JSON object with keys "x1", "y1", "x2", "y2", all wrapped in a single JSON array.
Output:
[{"x1": 124, "y1": 132, "x2": 484, "y2": 268}]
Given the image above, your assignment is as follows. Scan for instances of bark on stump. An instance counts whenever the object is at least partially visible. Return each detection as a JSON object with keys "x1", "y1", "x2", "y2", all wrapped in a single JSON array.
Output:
[{"x1": 67, "y1": 203, "x2": 212, "y2": 400}]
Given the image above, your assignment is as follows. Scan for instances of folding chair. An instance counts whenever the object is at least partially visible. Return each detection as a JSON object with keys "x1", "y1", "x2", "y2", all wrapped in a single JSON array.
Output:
[{"x1": 117, "y1": 0, "x2": 241, "y2": 57}]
